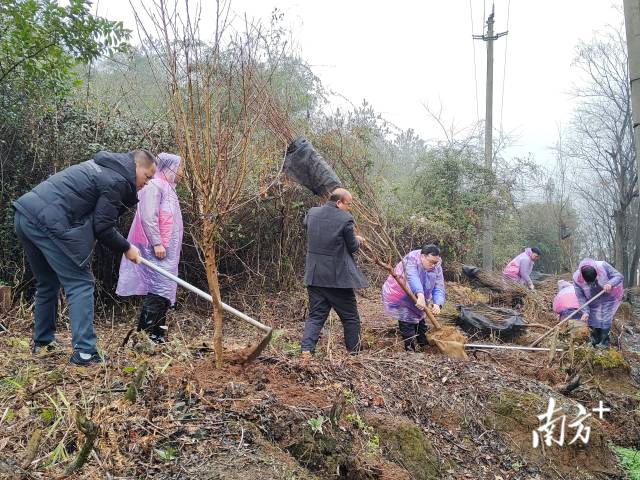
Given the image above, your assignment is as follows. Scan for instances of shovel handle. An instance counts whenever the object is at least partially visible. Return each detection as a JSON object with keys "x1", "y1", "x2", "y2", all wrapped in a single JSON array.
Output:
[{"x1": 138, "y1": 257, "x2": 271, "y2": 333}]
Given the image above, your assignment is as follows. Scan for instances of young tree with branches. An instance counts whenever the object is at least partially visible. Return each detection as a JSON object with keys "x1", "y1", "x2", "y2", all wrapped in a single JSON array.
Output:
[{"x1": 135, "y1": 0, "x2": 276, "y2": 366}]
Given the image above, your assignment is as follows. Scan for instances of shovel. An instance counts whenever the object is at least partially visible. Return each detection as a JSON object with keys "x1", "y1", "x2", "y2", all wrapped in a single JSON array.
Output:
[{"x1": 138, "y1": 258, "x2": 272, "y2": 363}]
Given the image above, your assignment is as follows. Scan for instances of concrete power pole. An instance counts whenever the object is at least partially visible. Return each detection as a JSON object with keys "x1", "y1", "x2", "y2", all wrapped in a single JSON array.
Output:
[
  {"x1": 474, "y1": 4, "x2": 507, "y2": 271},
  {"x1": 623, "y1": 0, "x2": 640, "y2": 285}
]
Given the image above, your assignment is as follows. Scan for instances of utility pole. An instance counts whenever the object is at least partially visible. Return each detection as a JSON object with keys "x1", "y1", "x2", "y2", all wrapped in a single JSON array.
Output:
[
  {"x1": 623, "y1": 0, "x2": 640, "y2": 286},
  {"x1": 474, "y1": 4, "x2": 507, "y2": 271}
]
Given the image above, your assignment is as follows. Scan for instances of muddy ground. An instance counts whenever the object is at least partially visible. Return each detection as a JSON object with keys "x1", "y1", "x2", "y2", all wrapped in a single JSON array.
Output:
[{"x1": 0, "y1": 284, "x2": 639, "y2": 479}]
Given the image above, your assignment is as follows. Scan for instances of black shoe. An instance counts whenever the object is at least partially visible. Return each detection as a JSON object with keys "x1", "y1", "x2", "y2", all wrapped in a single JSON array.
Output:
[
  {"x1": 151, "y1": 317, "x2": 168, "y2": 343},
  {"x1": 32, "y1": 340, "x2": 63, "y2": 355},
  {"x1": 149, "y1": 332, "x2": 167, "y2": 344},
  {"x1": 69, "y1": 351, "x2": 106, "y2": 366}
]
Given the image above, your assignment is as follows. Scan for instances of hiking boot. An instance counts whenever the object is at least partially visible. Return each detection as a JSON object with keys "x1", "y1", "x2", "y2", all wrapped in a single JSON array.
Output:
[
  {"x1": 32, "y1": 340, "x2": 63, "y2": 355},
  {"x1": 69, "y1": 351, "x2": 106, "y2": 366}
]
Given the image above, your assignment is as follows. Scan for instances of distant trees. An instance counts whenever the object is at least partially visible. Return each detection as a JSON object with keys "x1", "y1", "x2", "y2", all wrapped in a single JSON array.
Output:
[{"x1": 568, "y1": 22, "x2": 639, "y2": 285}]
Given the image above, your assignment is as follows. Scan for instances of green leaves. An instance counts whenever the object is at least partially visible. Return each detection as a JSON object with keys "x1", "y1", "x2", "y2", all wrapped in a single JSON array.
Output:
[
  {"x1": 615, "y1": 446, "x2": 640, "y2": 480},
  {"x1": 307, "y1": 415, "x2": 327, "y2": 435},
  {"x1": 154, "y1": 446, "x2": 178, "y2": 462},
  {"x1": 0, "y1": 0, "x2": 130, "y2": 115}
]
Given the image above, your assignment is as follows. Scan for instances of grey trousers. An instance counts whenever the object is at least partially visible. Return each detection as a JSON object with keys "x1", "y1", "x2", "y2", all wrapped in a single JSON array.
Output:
[
  {"x1": 301, "y1": 286, "x2": 361, "y2": 353},
  {"x1": 14, "y1": 212, "x2": 97, "y2": 353}
]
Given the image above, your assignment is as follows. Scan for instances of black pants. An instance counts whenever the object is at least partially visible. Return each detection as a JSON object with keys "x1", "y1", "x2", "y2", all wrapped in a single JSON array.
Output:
[
  {"x1": 590, "y1": 327, "x2": 610, "y2": 347},
  {"x1": 398, "y1": 319, "x2": 428, "y2": 351},
  {"x1": 301, "y1": 286, "x2": 361, "y2": 353},
  {"x1": 137, "y1": 293, "x2": 171, "y2": 340}
]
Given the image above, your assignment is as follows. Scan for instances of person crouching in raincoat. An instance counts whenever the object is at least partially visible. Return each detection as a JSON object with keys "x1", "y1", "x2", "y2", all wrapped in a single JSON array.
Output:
[
  {"x1": 573, "y1": 258, "x2": 623, "y2": 348},
  {"x1": 117, "y1": 153, "x2": 184, "y2": 343},
  {"x1": 382, "y1": 244, "x2": 445, "y2": 352},
  {"x1": 503, "y1": 247, "x2": 542, "y2": 290},
  {"x1": 552, "y1": 280, "x2": 580, "y2": 321}
]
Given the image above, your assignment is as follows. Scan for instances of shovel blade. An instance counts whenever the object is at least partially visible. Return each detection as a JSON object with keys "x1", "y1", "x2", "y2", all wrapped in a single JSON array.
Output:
[{"x1": 241, "y1": 328, "x2": 273, "y2": 364}]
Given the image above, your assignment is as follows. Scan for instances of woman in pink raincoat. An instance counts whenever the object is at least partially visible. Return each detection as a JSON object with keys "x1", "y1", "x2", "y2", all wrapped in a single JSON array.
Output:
[
  {"x1": 503, "y1": 247, "x2": 542, "y2": 290},
  {"x1": 552, "y1": 280, "x2": 580, "y2": 321},
  {"x1": 116, "y1": 153, "x2": 183, "y2": 343}
]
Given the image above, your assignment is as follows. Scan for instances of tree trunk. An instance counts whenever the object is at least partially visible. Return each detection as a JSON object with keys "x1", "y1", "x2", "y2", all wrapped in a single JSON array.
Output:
[
  {"x1": 614, "y1": 209, "x2": 627, "y2": 281},
  {"x1": 203, "y1": 219, "x2": 224, "y2": 368},
  {"x1": 630, "y1": 207, "x2": 640, "y2": 287}
]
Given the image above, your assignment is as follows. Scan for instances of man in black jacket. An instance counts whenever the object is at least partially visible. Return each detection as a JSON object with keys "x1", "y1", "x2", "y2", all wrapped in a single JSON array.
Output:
[
  {"x1": 13, "y1": 150, "x2": 156, "y2": 365},
  {"x1": 300, "y1": 188, "x2": 368, "y2": 357}
]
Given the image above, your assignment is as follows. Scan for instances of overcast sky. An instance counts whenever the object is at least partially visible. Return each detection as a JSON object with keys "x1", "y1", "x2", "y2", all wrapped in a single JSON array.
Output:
[{"x1": 98, "y1": 0, "x2": 624, "y2": 167}]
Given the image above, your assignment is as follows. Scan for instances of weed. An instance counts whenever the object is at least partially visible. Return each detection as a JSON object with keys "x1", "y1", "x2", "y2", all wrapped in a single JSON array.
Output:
[
  {"x1": 271, "y1": 329, "x2": 301, "y2": 355},
  {"x1": 40, "y1": 408, "x2": 56, "y2": 424},
  {"x1": 1, "y1": 408, "x2": 14, "y2": 424},
  {"x1": 307, "y1": 415, "x2": 326, "y2": 435},
  {"x1": 0, "y1": 363, "x2": 37, "y2": 395},
  {"x1": 615, "y1": 446, "x2": 640, "y2": 480},
  {"x1": 347, "y1": 413, "x2": 380, "y2": 457},
  {"x1": 342, "y1": 388, "x2": 355, "y2": 405},
  {"x1": 366, "y1": 434, "x2": 380, "y2": 455},
  {"x1": 46, "y1": 440, "x2": 68, "y2": 466},
  {"x1": 155, "y1": 446, "x2": 179, "y2": 462}
]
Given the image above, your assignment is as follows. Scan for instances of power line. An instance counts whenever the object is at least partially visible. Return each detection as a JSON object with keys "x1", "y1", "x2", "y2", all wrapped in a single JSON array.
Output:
[
  {"x1": 499, "y1": 0, "x2": 511, "y2": 135},
  {"x1": 470, "y1": 0, "x2": 480, "y2": 123}
]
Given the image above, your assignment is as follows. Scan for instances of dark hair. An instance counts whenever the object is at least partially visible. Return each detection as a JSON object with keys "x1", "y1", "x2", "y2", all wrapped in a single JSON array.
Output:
[
  {"x1": 581, "y1": 266, "x2": 597, "y2": 283},
  {"x1": 421, "y1": 244, "x2": 441, "y2": 257},
  {"x1": 131, "y1": 149, "x2": 156, "y2": 166},
  {"x1": 531, "y1": 247, "x2": 542, "y2": 256}
]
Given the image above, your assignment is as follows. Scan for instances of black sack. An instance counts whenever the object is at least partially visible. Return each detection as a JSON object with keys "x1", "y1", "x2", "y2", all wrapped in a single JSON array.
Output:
[
  {"x1": 457, "y1": 304, "x2": 527, "y2": 340},
  {"x1": 285, "y1": 136, "x2": 342, "y2": 196},
  {"x1": 462, "y1": 265, "x2": 480, "y2": 278}
]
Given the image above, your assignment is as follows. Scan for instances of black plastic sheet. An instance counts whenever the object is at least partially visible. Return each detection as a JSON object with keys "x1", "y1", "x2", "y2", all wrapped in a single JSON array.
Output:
[{"x1": 457, "y1": 304, "x2": 528, "y2": 340}]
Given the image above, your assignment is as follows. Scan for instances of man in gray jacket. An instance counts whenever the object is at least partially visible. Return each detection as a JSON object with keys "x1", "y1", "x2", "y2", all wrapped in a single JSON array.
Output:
[{"x1": 301, "y1": 188, "x2": 368, "y2": 356}]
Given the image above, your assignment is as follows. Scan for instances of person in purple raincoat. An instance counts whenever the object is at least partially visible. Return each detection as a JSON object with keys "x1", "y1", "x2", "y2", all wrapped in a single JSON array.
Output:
[
  {"x1": 503, "y1": 247, "x2": 542, "y2": 290},
  {"x1": 382, "y1": 244, "x2": 445, "y2": 352},
  {"x1": 116, "y1": 153, "x2": 184, "y2": 343},
  {"x1": 573, "y1": 258, "x2": 624, "y2": 348}
]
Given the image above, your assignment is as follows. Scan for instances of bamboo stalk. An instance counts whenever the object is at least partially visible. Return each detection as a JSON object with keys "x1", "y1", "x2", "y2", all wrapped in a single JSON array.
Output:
[
  {"x1": 21, "y1": 428, "x2": 42, "y2": 469},
  {"x1": 65, "y1": 411, "x2": 99, "y2": 475},
  {"x1": 125, "y1": 361, "x2": 148, "y2": 403}
]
